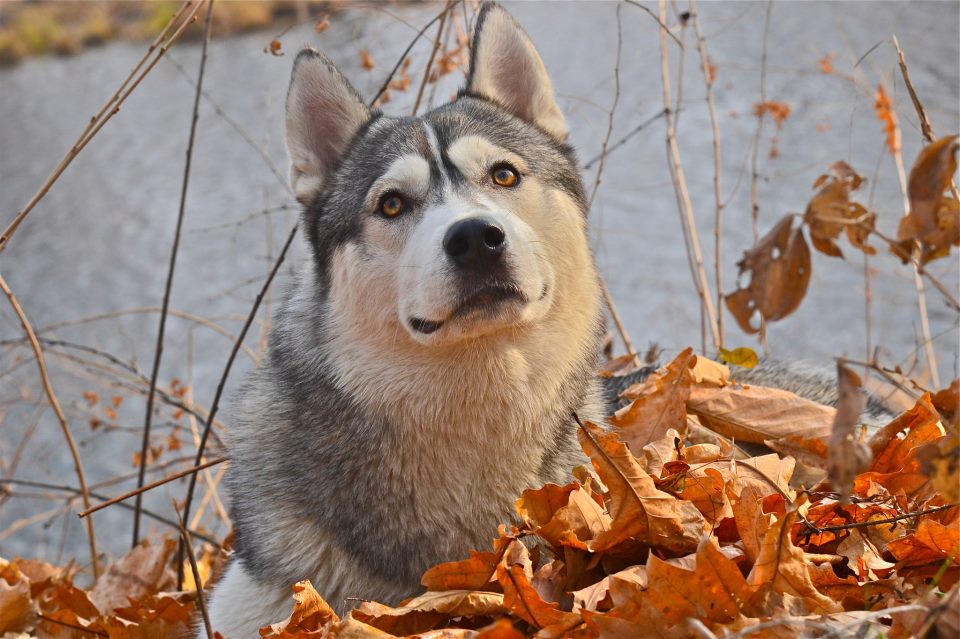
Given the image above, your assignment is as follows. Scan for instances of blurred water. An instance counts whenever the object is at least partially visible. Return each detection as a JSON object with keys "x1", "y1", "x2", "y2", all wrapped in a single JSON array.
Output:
[{"x1": 0, "y1": 1, "x2": 957, "y2": 562}]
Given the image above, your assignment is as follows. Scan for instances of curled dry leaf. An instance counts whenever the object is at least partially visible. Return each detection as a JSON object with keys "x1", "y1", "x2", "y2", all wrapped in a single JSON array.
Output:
[
  {"x1": 614, "y1": 348, "x2": 695, "y2": 454},
  {"x1": 515, "y1": 482, "x2": 610, "y2": 551},
  {"x1": 577, "y1": 420, "x2": 705, "y2": 554},
  {"x1": 266, "y1": 39, "x2": 284, "y2": 56},
  {"x1": 804, "y1": 161, "x2": 876, "y2": 258},
  {"x1": 897, "y1": 134, "x2": 960, "y2": 264},
  {"x1": 90, "y1": 538, "x2": 175, "y2": 614},
  {"x1": 725, "y1": 215, "x2": 811, "y2": 334},
  {"x1": 0, "y1": 561, "x2": 34, "y2": 633},
  {"x1": 827, "y1": 364, "x2": 870, "y2": 502},
  {"x1": 260, "y1": 580, "x2": 338, "y2": 638},
  {"x1": 746, "y1": 510, "x2": 842, "y2": 615},
  {"x1": 495, "y1": 541, "x2": 580, "y2": 632},
  {"x1": 688, "y1": 381, "x2": 835, "y2": 445},
  {"x1": 355, "y1": 590, "x2": 507, "y2": 636}
]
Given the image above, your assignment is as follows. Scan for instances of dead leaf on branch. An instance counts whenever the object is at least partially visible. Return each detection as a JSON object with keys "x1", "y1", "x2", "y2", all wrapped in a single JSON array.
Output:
[
  {"x1": 897, "y1": 134, "x2": 960, "y2": 264},
  {"x1": 726, "y1": 215, "x2": 811, "y2": 334},
  {"x1": 804, "y1": 161, "x2": 876, "y2": 258},
  {"x1": 874, "y1": 84, "x2": 900, "y2": 154}
]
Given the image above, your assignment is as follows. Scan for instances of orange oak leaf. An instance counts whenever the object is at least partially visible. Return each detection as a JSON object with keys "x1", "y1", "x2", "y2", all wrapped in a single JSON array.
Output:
[{"x1": 577, "y1": 420, "x2": 705, "y2": 554}]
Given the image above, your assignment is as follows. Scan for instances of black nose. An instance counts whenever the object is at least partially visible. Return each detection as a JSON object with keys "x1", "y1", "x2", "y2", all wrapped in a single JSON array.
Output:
[{"x1": 442, "y1": 218, "x2": 506, "y2": 269}]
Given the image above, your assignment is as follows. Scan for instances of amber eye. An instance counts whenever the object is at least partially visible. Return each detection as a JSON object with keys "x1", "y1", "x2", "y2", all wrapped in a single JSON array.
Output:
[
  {"x1": 491, "y1": 164, "x2": 519, "y2": 188},
  {"x1": 379, "y1": 193, "x2": 405, "y2": 218}
]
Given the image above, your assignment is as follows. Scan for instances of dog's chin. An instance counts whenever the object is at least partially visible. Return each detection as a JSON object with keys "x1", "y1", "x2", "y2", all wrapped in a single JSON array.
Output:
[{"x1": 403, "y1": 283, "x2": 552, "y2": 346}]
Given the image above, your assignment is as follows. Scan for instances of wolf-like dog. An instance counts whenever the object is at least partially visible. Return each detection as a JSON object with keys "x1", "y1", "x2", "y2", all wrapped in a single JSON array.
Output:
[
  {"x1": 205, "y1": 4, "x2": 882, "y2": 635},
  {"x1": 207, "y1": 5, "x2": 607, "y2": 634}
]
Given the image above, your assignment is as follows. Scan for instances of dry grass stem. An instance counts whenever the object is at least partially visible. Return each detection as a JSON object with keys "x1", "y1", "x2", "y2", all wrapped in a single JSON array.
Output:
[
  {"x1": 690, "y1": 0, "x2": 725, "y2": 349},
  {"x1": 411, "y1": 1, "x2": 454, "y2": 116},
  {"x1": 79, "y1": 457, "x2": 226, "y2": 518},
  {"x1": 0, "y1": 273, "x2": 100, "y2": 578},
  {"x1": 135, "y1": 0, "x2": 216, "y2": 547},
  {"x1": 656, "y1": 0, "x2": 720, "y2": 352}
]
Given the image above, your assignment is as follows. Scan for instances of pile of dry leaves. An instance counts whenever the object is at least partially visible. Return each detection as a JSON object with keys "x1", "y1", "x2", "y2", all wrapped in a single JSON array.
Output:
[{"x1": 1, "y1": 351, "x2": 958, "y2": 638}]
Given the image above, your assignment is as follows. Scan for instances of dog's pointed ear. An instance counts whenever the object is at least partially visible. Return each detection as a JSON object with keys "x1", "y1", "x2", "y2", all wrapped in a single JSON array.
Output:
[
  {"x1": 466, "y1": 3, "x2": 567, "y2": 141},
  {"x1": 286, "y1": 49, "x2": 371, "y2": 204}
]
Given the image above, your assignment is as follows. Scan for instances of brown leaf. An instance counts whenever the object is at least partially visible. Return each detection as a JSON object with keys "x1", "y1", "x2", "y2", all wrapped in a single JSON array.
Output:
[
  {"x1": 827, "y1": 364, "x2": 870, "y2": 501},
  {"x1": 732, "y1": 485, "x2": 775, "y2": 565},
  {"x1": 644, "y1": 538, "x2": 758, "y2": 625},
  {"x1": 421, "y1": 550, "x2": 502, "y2": 593},
  {"x1": 746, "y1": 510, "x2": 841, "y2": 614},
  {"x1": 355, "y1": 590, "x2": 505, "y2": 636},
  {"x1": 0, "y1": 560, "x2": 34, "y2": 633},
  {"x1": 359, "y1": 49, "x2": 375, "y2": 71},
  {"x1": 897, "y1": 135, "x2": 960, "y2": 264},
  {"x1": 577, "y1": 420, "x2": 705, "y2": 554},
  {"x1": 260, "y1": 580, "x2": 337, "y2": 638},
  {"x1": 90, "y1": 539, "x2": 175, "y2": 614},
  {"x1": 887, "y1": 519, "x2": 960, "y2": 570},
  {"x1": 753, "y1": 101, "x2": 791, "y2": 129},
  {"x1": 725, "y1": 215, "x2": 811, "y2": 334},
  {"x1": 495, "y1": 541, "x2": 580, "y2": 631},
  {"x1": 515, "y1": 483, "x2": 611, "y2": 550},
  {"x1": 613, "y1": 349, "x2": 695, "y2": 454},
  {"x1": 266, "y1": 39, "x2": 284, "y2": 56},
  {"x1": 314, "y1": 15, "x2": 330, "y2": 33},
  {"x1": 803, "y1": 161, "x2": 876, "y2": 258},
  {"x1": 688, "y1": 382, "x2": 835, "y2": 445}
]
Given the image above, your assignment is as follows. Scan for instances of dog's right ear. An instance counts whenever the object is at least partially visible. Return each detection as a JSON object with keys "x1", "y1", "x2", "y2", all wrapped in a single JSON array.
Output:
[{"x1": 286, "y1": 49, "x2": 371, "y2": 205}]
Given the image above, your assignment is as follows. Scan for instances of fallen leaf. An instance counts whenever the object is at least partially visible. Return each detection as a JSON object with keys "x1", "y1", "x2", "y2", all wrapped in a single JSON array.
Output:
[
  {"x1": 90, "y1": 539, "x2": 175, "y2": 614},
  {"x1": 614, "y1": 349, "x2": 695, "y2": 454},
  {"x1": 495, "y1": 542, "x2": 580, "y2": 631},
  {"x1": 0, "y1": 561, "x2": 34, "y2": 633},
  {"x1": 688, "y1": 382, "x2": 835, "y2": 445},
  {"x1": 577, "y1": 420, "x2": 705, "y2": 553},
  {"x1": 515, "y1": 483, "x2": 610, "y2": 550},
  {"x1": 355, "y1": 590, "x2": 505, "y2": 635},
  {"x1": 260, "y1": 580, "x2": 337, "y2": 638},
  {"x1": 747, "y1": 510, "x2": 842, "y2": 614},
  {"x1": 725, "y1": 215, "x2": 811, "y2": 334}
]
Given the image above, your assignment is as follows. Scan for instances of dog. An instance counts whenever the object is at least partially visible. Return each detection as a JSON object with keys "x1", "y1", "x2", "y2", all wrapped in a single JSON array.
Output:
[
  {"x1": 207, "y1": 5, "x2": 606, "y2": 635},
  {"x1": 205, "y1": 4, "x2": 885, "y2": 635}
]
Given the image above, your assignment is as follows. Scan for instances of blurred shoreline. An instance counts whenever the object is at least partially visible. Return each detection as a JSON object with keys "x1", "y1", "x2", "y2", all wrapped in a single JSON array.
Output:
[{"x1": 0, "y1": 0, "x2": 336, "y2": 67}]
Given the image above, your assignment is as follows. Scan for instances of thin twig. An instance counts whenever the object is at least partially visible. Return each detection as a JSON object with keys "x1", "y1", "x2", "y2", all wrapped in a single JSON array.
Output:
[
  {"x1": 80, "y1": 457, "x2": 225, "y2": 518},
  {"x1": 656, "y1": 0, "x2": 720, "y2": 353},
  {"x1": 0, "y1": 478, "x2": 219, "y2": 545},
  {"x1": 599, "y1": 279, "x2": 638, "y2": 361},
  {"x1": 412, "y1": 1, "x2": 453, "y2": 116},
  {"x1": 0, "y1": 0, "x2": 204, "y2": 253},
  {"x1": 370, "y1": 7, "x2": 447, "y2": 107},
  {"x1": 690, "y1": 0, "x2": 724, "y2": 349},
  {"x1": 803, "y1": 503, "x2": 956, "y2": 536},
  {"x1": 135, "y1": 0, "x2": 215, "y2": 547},
  {"x1": 176, "y1": 504, "x2": 214, "y2": 639},
  {"x1": 587, "y1": 4, "x2": 623, "y2": 211},
  {"x1": 582, "y1": 108, "x2": 671, "y2": 170},
  {"x1": 749, "y1": 0, "x2": 773, "y2": 353},
  {"x1": 0, "y1": 273, "x2": 100, "y2": 578},
  {"x1": 177, "y1": 222, "x2": 299, "y2": 587},
  {"x1": 624, "y1": 0, "x2": 683, "y2": 48}
]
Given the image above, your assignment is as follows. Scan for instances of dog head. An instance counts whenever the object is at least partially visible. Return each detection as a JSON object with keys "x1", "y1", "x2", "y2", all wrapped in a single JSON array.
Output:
[{"x1": 285, "y1": 3, "x2": 597, "y2": 348}]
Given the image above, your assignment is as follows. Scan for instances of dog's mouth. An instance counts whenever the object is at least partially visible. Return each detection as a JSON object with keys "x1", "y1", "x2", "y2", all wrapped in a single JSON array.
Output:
[{"x1": 409, "y1": 283, "x2": 544, "y2": 335}]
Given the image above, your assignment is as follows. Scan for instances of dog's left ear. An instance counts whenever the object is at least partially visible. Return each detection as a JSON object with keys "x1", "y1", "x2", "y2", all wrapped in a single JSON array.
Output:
[{"x1": 467, "y1": 3, "x2": 567, "y2": 141}]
